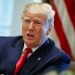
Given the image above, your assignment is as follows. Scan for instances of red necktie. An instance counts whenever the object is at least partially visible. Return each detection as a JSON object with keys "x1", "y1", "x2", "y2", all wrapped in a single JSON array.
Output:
[{"x1": 14, "y1": 48, "x2": 32, "y2": 75}]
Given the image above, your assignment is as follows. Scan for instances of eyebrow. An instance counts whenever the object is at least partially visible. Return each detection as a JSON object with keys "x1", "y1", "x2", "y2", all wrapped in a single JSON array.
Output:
[
  {"x1": 33, "y1": 17, "x2": 41, "y2": 21},
  {"x1": 23, "y1": 16, "x2": 30, "y2": 20},
  {"x1": 23, "y1": 16, "x2": 41, "y2": 21}
]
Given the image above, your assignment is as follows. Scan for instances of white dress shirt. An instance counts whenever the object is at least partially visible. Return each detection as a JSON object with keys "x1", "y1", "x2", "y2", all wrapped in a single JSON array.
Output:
[{"x1": 21, "y1": 37, "x2": 48, "y2": 58}]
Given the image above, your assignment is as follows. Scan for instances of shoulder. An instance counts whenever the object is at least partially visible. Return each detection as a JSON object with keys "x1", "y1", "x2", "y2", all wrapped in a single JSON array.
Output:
[
  {"x1": 35, "y1": 38, "x2": 71, "y2": 74},
  {"x1": 44, "y1": 38, "x2": 71, "y2": 71},
  {"x1": 0, "y1": 35, "x2": 22, "y2": 40},
  {"x1": 0, "y1": 35, "x2": 22, "y2": 43},
  {"x1": 0, "y1": 35, "x2": 23, "y2": 48},
  {"x1": 47, "y1": 38, "x2": 71, "y2": 61}
]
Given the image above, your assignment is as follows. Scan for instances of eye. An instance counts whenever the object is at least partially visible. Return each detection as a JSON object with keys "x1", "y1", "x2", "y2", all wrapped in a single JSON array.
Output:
[
  {"x1": 24, "y1": 19, "x2": 31, "y2": 23},
  {"x1": 34, "y1": 20, "x2": 42, "y2": 25}
]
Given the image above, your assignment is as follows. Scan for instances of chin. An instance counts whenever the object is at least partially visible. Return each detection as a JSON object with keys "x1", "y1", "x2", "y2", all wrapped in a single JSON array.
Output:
[
  {"x1": 25, "y1": 40, "x2": 34, "y2": 46},
  {"x1": 26, "y1": 41, "x2": 38, "y2": 48}
]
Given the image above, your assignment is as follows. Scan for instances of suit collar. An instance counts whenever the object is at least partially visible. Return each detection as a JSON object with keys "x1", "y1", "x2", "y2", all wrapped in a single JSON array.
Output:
[
  {"x1": 22, "y1": 37, "x2": 48, "y2": 53},
  {"x1": 19, "y1": 38, "x2": 55, "y2": 75}
]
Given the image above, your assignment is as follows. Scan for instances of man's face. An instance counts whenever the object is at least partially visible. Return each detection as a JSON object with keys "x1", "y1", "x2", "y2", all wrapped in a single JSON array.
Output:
[{"x1": 22, "y1": 12, "x2": 49, "y2": 48}]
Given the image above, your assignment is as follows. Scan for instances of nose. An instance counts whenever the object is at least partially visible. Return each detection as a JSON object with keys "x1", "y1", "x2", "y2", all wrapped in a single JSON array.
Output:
[{"x1": 28, "y1": 22, "x2": 34, "y2": 30}]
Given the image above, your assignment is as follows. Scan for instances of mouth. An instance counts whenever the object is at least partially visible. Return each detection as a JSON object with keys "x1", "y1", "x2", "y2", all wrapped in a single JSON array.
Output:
[{"x1": 26, "y1": 33, "x2": 34, "y2": 39}]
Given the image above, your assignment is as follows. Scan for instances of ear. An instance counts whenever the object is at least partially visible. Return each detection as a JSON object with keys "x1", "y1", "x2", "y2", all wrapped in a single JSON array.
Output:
[
  {"x1": 46, "y1": 28, "x2": 51, "y2": 35},
  {"x1": 46, "y1": 25, "x2": 54, "y2": 35}
]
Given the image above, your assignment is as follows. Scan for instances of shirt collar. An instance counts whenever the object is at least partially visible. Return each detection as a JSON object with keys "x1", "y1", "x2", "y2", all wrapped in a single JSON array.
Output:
[
  {"x1": 22, "y1": 37, "x2": 48, "y2": 53},
  {"x1": 23, "y1": 43, "x2": 40, "y2": 53}
]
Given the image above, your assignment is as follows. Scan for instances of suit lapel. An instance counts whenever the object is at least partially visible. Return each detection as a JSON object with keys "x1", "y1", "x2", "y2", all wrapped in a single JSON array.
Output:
[
  {"x1": 19, "y1": 39, "x2": 54, "y2": 75},
  {"x1": 30, "y1": 39, "x2": 55, "y2": 74},
  {"x1": 5, "y1": 37, "x2": 24, "y2": 72},
  {"x1": 19, "y1": 49, "x2": 42, "y2": 75}
]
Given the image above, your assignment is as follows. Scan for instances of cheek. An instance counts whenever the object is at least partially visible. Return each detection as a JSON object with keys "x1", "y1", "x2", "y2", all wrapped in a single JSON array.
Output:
[
  {"x1": 35, "y1": 28, "x2": 43, "y2": 39},
  {"x1": 22, "y1": 25, "x2": 27, "y2": 34}
]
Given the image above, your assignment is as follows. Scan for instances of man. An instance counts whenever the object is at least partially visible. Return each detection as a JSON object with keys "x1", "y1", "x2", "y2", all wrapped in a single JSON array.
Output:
[{"x1": 0, "y1": 3, "x2": 71, "y2": 75}]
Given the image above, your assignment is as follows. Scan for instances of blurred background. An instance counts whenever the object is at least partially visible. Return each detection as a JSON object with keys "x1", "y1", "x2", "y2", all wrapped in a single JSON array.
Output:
[{"x1": 0, "y1": 0, "x2": 75, "y2": 73}]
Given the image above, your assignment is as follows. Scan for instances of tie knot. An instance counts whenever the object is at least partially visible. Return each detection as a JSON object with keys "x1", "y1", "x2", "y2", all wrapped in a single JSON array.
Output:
[{"x1": 25, "y1": 48, "x2": 32, "y2": 54}]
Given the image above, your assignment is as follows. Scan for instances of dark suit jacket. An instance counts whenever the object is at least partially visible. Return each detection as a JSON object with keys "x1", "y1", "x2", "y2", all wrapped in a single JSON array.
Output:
[{"x1": 0, "y1": 36, "x2": 71, "y2": 75}]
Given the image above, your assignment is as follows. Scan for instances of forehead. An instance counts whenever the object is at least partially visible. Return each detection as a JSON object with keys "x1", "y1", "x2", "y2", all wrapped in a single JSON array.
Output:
[{"x1": 23, "y1": 11, "x2": 47, "y2": 21}]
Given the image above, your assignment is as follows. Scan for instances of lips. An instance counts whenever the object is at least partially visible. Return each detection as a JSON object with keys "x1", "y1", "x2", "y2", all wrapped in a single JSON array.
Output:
[
  {"x1": 27, "y1": 33, "x2": 34, "y2": 37},
  {"x1": 26, "y1": 33, "x2": 34, "y2": 39}
]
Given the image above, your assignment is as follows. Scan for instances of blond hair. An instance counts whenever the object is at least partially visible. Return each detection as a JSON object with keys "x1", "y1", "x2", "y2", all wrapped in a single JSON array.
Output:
[{"x1": 23, "y1": 3, "x2": 55, "y2": 28}]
